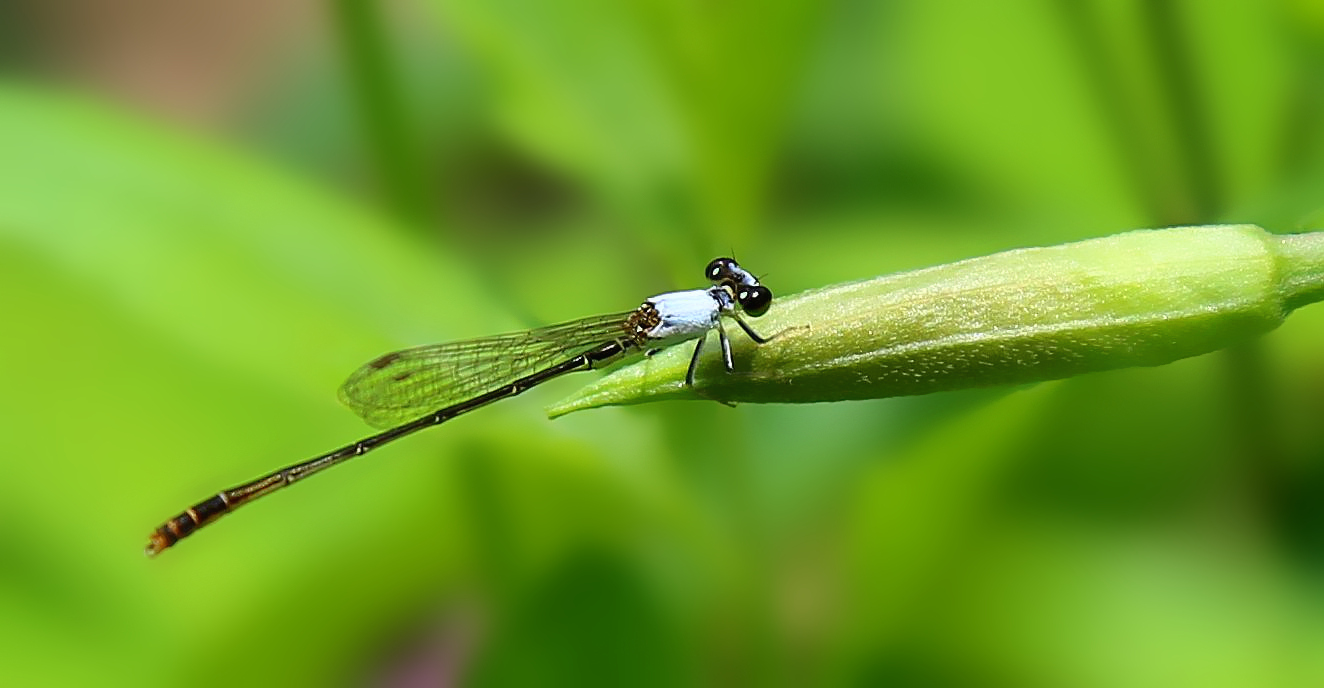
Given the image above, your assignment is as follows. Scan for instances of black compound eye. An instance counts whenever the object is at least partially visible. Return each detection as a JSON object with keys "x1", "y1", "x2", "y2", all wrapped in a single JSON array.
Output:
[
  {"x1": 737, "y1": 285, "x2": 772, "y2": 316},
  {"x1": 706, "y1": 257, "x2": 737, "y2": 283}
]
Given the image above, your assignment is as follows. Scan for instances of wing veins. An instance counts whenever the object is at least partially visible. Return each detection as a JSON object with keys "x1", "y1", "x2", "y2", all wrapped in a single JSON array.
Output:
[{"x1": 338, "y1": 311, "x2": 634, "y2": 427}]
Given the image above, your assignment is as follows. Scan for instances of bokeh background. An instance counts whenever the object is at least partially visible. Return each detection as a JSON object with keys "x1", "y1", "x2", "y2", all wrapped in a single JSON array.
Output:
[{"x1": 3, "y1": 1, "x2": 1324, "y2": 686}]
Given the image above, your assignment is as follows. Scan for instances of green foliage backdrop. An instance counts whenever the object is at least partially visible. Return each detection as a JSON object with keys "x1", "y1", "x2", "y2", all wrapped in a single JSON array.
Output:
[{"x1": 2, "y1": 1, "x2": 1324, "y2": 686}]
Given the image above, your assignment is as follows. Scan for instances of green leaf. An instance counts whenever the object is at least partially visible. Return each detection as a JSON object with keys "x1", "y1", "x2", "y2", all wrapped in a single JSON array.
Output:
[
  {"x1": 434, "y1": 0, "x2": 824, "y2": 255},
  {"x1": 550, "y1": 224, "x2": 1324, "y2": 416}
]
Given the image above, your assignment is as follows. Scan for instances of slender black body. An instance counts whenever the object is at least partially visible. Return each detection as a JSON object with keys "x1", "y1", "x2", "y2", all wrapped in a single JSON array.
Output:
[
  {"x1": 145, "y1": 257, "x2": 783, "y2": 557},
  {"x1": 145, "y1": 341, "x2": 632, "y2": 556}
]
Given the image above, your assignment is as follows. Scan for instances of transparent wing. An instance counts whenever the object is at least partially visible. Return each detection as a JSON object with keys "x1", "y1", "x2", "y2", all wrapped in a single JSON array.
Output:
[{"x1": 338, "y1": 312, "x2": 634, "y2": 428}]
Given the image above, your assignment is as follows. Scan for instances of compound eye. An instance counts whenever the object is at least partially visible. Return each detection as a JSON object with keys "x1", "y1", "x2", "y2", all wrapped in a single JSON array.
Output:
[
  {"x1": 706, "y1": 257, "x2": 737, "y2": 283},
  {"x1": 738, "y1": 285, "x2": 772, "y2": 316}
]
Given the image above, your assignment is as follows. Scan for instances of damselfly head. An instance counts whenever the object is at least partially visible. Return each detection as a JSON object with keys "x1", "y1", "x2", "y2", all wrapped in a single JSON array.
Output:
[
  {"x1": 706, "y1": 257, "x2": 740, "y2": 284},
  {"x1": 736, "y1": 285, "x2": 772, "y2": 316},
  {"x1": 706, "y1": 256, "x2": 762, "y2": 290}
]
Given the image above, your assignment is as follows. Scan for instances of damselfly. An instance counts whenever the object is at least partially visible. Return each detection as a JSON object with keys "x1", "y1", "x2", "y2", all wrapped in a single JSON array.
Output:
[{"x1": 145, "y1": 258, "x2": 782, "y2": 556}]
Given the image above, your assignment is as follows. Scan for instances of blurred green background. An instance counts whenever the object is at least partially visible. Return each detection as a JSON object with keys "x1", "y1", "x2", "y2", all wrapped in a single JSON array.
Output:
[{"x1": 3, "y1": 1, "x2": 1324, "y2": 686}]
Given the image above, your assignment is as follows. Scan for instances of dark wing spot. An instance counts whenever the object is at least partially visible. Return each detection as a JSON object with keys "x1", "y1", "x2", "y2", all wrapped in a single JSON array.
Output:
[
  {"x1": 369, "y1": 352, "x2": 402, "y2": 369},
  {"x1": 392, "y1": 372, "x2": 413, "y2": 382}
]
